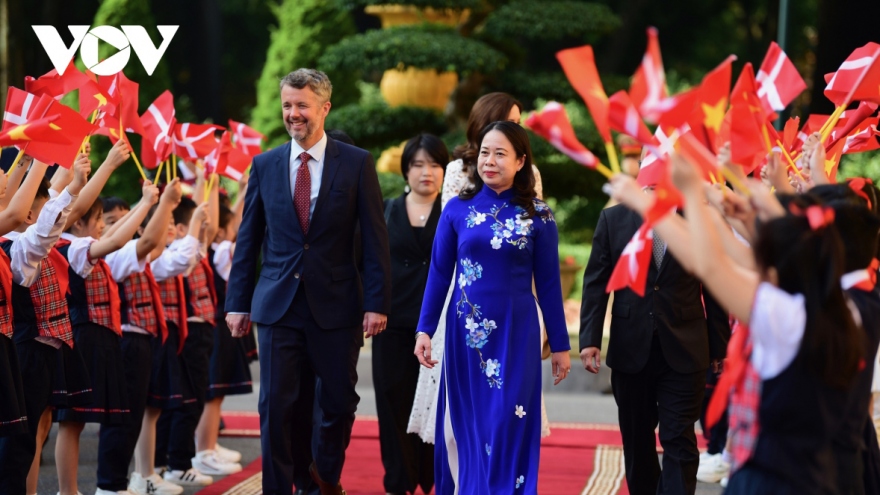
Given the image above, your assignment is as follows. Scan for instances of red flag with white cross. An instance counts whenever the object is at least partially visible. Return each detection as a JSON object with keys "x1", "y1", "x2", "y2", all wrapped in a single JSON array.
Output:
[
  {"x1": 756, "y1": 42, "x2": 807, "y2": 114},
  {"x1": 630, "y1": 27, "x2": 667, "y2": 124},
  {"x1": 228, "y1": 119, "x2": 265, "y2": 157},
  {"x1": 606, "y1": 224, "x2": 654, "y2": 297}
]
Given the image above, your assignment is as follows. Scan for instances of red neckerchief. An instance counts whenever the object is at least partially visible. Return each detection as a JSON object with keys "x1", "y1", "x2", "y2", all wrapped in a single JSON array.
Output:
[
  {"x1": 0, "y1": 243, "x2": 14, "y2": 330},
  {"x1": 174, "y1": 274, "x2": 188, "y2": 354},
  {"x1": 144, "y1": 264, "x2": 169, "y2": 343},
  {"x1": 95, "y1": 260, "x2": 123, "y2": 336},
  {"x1": 199, "y1": 257, "x2": 217, "y2": 307}
]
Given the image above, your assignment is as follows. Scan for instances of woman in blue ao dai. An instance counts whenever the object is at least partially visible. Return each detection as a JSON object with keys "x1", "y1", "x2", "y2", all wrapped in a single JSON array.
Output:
[{"x1": 415, "y1": 121, "x2": 571, "y2": 494}]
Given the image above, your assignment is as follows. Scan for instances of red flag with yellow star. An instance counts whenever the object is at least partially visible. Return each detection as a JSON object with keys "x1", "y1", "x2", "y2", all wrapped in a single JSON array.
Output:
[
  {"x1": 0, "y1": 115, "x2": 70, "y2": 147},
  {"x1": 23, "y1": 95, "x2": 96, "y2": 168},
  {"x1": 556, "y1": 45, "x2": 612, "y2": 143},
  {"x1": 23, "y1": 61, "x2": 90, "y2": 99},
  {"x1": 689, "y1": 55, "x2": 736, "y2": 153},
  {"x1": 825, "y1": 138, "x2": 846, "y2": 182},
  {"x1": 78, "y1": 71, "x2": 117, "y2": 119},
  {"x1": 729, "y1": 63, "x2": 770, "y2": 171}
]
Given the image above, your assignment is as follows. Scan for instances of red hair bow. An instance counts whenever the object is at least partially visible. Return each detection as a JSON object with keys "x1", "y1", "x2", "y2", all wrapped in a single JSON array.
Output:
[
  {"x1": 804, "y1": 205, "x2": 835, "y2": 231},
  {"x1": 847, "y1": 177, "x2": 874, "y2": 210}
]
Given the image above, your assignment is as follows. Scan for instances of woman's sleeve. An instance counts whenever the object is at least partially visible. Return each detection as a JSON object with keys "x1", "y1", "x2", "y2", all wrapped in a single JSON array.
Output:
[
  {"x1": 532, "y1": 209, "x2": 570, "y2": 352},
  {"x1": 416, "y1": 205, "x2": 458, "y2": 337},
  {"x1": 532, "y1": 165, "x2": 543, "y2": 200},
  {"x1": 441, "y1": 160, "x2": 466, "y2": 209}
]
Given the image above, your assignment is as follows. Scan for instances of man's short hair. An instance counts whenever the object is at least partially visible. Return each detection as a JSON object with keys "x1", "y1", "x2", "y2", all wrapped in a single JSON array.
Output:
[
  {"x1": 103, "y1": 196, "x2": 131, "y2": 212},
  {"x1": 280, "y1": 69, "x2": 332, "y2": 103}
]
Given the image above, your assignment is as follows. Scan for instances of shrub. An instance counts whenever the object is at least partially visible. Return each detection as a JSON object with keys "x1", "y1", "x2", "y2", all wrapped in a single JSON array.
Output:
[
  {"x1": 479, "y1": 1, "x2": 619, "y2": 42},
  {"x1": 251, "y1": 0, "x2": 360, "y2": 148},
  {"x1": 338, "y1": 0, "x2": 479, "y2": 8},
  {"x1": 319, "y1": 25, "x2": 507, "y2": 78},
  {"x1": 325, "y1": 101, "x2": 448, "y2": 154}
]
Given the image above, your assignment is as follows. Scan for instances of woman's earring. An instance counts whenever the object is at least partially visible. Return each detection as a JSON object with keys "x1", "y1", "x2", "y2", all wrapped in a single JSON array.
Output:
[{"x1": 404, "y1": 185, "x2": 411, "y2": 193}]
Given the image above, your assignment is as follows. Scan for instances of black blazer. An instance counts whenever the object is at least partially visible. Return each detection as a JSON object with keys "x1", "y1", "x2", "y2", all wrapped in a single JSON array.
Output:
[
  {"x1": 226, "y1": 137, "x2": 392, "y2": 329},
  {"x1": 579, "y1": 204, "x2": 730, "y2": 374},
  {"x1": 385, "y1": 194, "x2": 441, "y2": 329}
]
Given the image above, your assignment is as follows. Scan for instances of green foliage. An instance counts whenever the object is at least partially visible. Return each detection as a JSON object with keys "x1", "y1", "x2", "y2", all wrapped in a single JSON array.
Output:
[
  {"x1": 339, "y1": 0, "x2": 479, "y2": 8},
  {"x1": 496, "y1": 72, "x2": 578, "y2": 107},
  {"x1": 319, "y1": 25, "x2": 507, "y2": 77},
  {"x1": 838, "y1": 152, "x2": 880, "y2": 183},
  {"x1": 251, "y1": 0, "x2": 360, "y2": 148},
  {"x1": 378, "y1": 172, "x2": 407, "y2": 200},
  {"x1": 325, "y1": 101, "x2": 448, "y2": 155},
  {"x1": 479, "y1": 1, "x2": 619, "y2": 42}
]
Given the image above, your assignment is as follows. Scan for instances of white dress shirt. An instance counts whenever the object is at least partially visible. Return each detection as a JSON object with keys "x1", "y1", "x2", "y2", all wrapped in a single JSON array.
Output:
[
  {"x1": 749, "y1": 282, "x2": 806, "y2": 380},
  {"x1": 289, "y1": 132, "x2": 328, "y2": 220},
  {"x1": 4, "y1": 188, "x2": 75, "y2": 287},
  {"x1": 211, "y1": 240, "x2": 233, "y2": 282},
  {"x1": 105, "y1": 238, "x2": 149, "y2": 282},
  {"x1": 150, "y1": 235, "x2": 200, "y2": 282},
  {"x1": 60, "y1": 233, "x2": 98, "y2": 279}
]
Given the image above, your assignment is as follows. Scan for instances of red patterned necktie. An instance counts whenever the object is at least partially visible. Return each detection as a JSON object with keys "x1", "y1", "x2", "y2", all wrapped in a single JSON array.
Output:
[{"x1": 294, "y1": 152, "x2": 312, "y2": 234}]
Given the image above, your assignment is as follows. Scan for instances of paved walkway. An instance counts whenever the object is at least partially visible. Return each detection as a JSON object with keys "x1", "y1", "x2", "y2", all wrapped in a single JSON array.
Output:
[{"x1": 36, "y1": 354, "x2": 723, "y2": 494}]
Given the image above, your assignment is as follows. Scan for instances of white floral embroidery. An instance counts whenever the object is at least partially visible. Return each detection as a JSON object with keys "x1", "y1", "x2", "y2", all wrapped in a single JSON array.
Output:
[
  {"x1": 485, "y1": 359, "x2": 500, "y2": 377},
  {"x1": 485, "y1": 443, "x2": 492, "y2": 456},
  {"x1": 516, "y1": 475, "x2": 525, "y2": 489},
  {"x1": 456, "y1": 258, "x2": 502, "y2": 389},
  {"x1": 515, "y1": 405, "x2": 526, "y2": 419},
  {"x1": 490, "y1": 237, "x2": 502, "y2": 249}
]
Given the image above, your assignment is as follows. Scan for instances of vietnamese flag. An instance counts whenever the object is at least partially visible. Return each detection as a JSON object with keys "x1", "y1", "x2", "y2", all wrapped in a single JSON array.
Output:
[
  {"x1": 525, "y1": 101, "x2": 598, "y2": 168},
  {"x1": 24, "y1": 61, "x2": 90, "y2": 100},
  {"x1": 677, "y1": 132, "x2": 721, "y2": 181},
  {"x1": 24, "y1": 96, "x2": 96, "y2": 168},
  {"x1": 644, "y1": 159, "x2": 683, "y2": 227},
  {"x1": 556, "y1": 45, "x2": 612, "y2": 143},
  {"x1": 824, "y1": 139, "x2": 846, "y2": 182},
  {"x1": 0, "y1": 115, "x2": 71, "y2": 148},
  {"x1": 690, "y1": 55, "x2": 736, "y2": 152}
]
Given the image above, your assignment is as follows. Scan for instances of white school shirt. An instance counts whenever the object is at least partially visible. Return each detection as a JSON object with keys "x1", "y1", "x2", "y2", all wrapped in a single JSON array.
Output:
[
  {"x1": 749, "y1": 282, "x2": 807, "y2": 380},
  {"x1": 150, "y1": 235, "x2": 200, "y2": 282},
  {"x1": 289, "y1": 132, "x2": 327, "y2": 220},
  {"x1": 4, "y1": 188, "x2": 75, "y2": 348},
  {"x1": 59, "y1": 232, "x2": 98, "y2": 279},
  {"x1": 211, "y1": 240, "x2": 233, "y2": 282},
  {"x1": 105, "y1": 238, "x2": 152, "y2": 335}
]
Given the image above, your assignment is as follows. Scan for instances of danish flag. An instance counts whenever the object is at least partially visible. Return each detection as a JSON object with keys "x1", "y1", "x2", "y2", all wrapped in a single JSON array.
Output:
[
  {"x1": 206, "y1": 132, "x2": 251, "y2": 181},
  {"x1": 556, "y1": 45, "x2": 612, "y2": 143},
  {"x1": 525, "y1": 102, "x2": 598, "y2": 168},
  {"x1": 826, "y1": 101, "x2": 878, "y2": 149},
  {"x1": 23, "y1": 61, "x2": 90, "y2": 100},
  {"x1": 172, "y1": 123, "x2": 222, "y2": 160},
  {"x1": 606, "y1": 224, "x2": 654, "y2": 297},
  {"x1": 756, "y1": 42, "x2": 807, "y2": 113},
  {"x1": 608, "y1": 90, "x2": 656, "y2": 147},
  {"x1": 824, "y1": 42, "x2": 880, "y2": 105},
  {"x1": 3, "y1": 87, "x2": 40, "y2": 131},
  {"x1": 630, "y1": 27, "x2": 667, "y2": 124},
  {"x1": 140, "y1": 90, "x2": 176, "y2": 169},
  {"x1": 842, "y1": 117, "x2": 880, "y2": 155},
  {"x1": 228, "y1": 120, "x2": 264, "y2": 157},
  {"x1": 638, "y1": 124, "x2": 686, "y2": 187}
]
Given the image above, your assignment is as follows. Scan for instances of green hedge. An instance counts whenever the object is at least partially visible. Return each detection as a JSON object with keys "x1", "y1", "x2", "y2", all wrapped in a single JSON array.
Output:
[
  {"x1": 319, "y1": 25, "x2": 507, "y2": 77},
  {"x1": 338, "y1": 0, "x2": 478, "y2": 8},
  {"x1": 479, "y1": 1, "x2": 620, "y2": 42},
  {"x1": 325, "y1": 101, "x2": 447, "y2": 155}
]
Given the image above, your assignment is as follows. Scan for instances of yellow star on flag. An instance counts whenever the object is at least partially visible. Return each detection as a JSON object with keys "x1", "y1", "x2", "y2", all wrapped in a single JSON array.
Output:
[
  {"x1": 825, "y1": 153, "x2": 840, "y2": 176},
  {"x1": 7, "y1": 124, "x2": 30, "y2": 141},
  {"x1": 49, "y1": 123, "x2": 61, "y2": 131},
  {"x1": 590, "y1": 87, "x2": 608, "y2": 102},
  {"x1": 93, "y1": 93, "x2": 108, "y2": 107},
  {"x1": 702, "y1": 98, "x2": 726, "y2": 133}
]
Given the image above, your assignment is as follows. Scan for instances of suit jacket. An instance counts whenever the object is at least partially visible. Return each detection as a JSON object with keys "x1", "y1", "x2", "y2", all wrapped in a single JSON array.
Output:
[
  {"x1": 225, "y1": 137, "x2": 391, "y2": 329},
  {"x1": 385, "y1": 194, "x2": 441, "y2": 329},
  {"x1": 579, "y1": 204, "x2": 729, "y2": 374}
]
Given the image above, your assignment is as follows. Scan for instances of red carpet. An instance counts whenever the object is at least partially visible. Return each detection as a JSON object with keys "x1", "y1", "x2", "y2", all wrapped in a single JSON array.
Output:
[{"x1": 213, "y1": 412, "x2": 706, "y2": 495}]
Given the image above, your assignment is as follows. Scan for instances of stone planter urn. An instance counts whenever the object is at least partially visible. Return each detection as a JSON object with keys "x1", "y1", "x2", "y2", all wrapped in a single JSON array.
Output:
[
  {"x1": 559, "y1": 259, "x2": 583, "y2": 300},
  {"x1": 379, "y1": 66, "x2": 458, "y2": 111},
  {"x1": 364, "y1": 4, "x2": 469, "y2": 28}
]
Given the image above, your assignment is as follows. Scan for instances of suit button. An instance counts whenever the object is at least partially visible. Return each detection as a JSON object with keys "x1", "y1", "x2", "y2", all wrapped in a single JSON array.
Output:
[
  {"x1": 304, "y1": 244, "x2": 309, "y2": 250},
  {"x1": 649, "y1": 312, "x2": 653, "y2": 317},
  {"x1": 423, "y1": 261, "x2": 427, "y2": 265},
  {"x1": 294, "y1": 272, "x2": 300, "y2": 279},
  {"x1": 654, "y1": 286, "x2": 659, "y2": 291}
]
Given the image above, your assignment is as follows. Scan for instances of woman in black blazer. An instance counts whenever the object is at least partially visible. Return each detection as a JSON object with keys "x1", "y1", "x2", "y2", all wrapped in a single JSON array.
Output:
[{"x1": 373, "y1": 134, "x2": 448, "y2": 495}]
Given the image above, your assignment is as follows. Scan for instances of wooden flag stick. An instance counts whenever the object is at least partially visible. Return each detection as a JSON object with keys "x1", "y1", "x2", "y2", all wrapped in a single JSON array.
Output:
[
  {"x1": 604, "y1": 141, "x2": 621, "y2": 174},
  {"x1": 819, "y1": 104, "x2": 847, "y2": 142},
  {"x1": 172, "y1": 155, "x2": 178, "y2": 180},
  {"x1": 719, "y1": 166, "x2": 751, "y2": 197},
  {"x1": 131, "y1": 152, "x2": 147, "y2": 181},
  {"x1": 6, "y1": 148, "x2": 25, "y2": 176},
  {"x1": 155, "y1": 160, "x2": 165, "y2": 183},
  {"x1": 165, "y1": 158, "x2": 171, "y2": 183},
  {"x1": 775, "y1": 140, "x2": 805, "y2": 180},
  {"x1": 595, "y1": 163, "x2": 614, "y2": 179}
]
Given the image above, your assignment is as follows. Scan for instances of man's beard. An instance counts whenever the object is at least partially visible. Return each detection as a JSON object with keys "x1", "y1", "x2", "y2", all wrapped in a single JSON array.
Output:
[{"x1": 287, "y1": 119, "x2": 311, "y2": 142}]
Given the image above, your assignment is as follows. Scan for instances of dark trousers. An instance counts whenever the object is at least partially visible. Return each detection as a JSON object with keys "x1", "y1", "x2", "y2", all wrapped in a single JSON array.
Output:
[
  {"x1": 373, "y1": 328, "x2": 433, "y2": 494},
  {"x1": 258, "y1": 287, "x2": 360, "y2": 495},
  {"x1": 699, "y1": 366, "x2": 728, "y2": 455},
  {"x1": 97, "y1": 333, "x2": 153, "y2": 491},
  {"x1": 0, "y1": 341, "x2": 57, "y2": 495},
  {"x1": 156, "y1": 322, "x2": 214, "y2": 470},
  {"x1": 725, "y1": 463, "x2": 797, "y2": 495},
  {"x1": 611, "y1": 337, "x2": 704, "y2": 495}
]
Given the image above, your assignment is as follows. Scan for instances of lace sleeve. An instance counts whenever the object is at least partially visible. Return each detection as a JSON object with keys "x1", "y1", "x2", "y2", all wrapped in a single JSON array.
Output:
[
  {"x1": 441, "y1": 159, "x2": 470, "y2": 209},
  {"x1": 532, "y1": 164, "x2": 543, "y2": 200}
]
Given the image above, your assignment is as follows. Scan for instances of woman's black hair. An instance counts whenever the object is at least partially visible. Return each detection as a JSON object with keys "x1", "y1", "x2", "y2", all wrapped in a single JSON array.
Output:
[
  {"x1": 753, "y1": 214, "x2": 861, "y2": 389},
  {"x1": 400, "y1": 133, "x2": 450, "y2": 179},
  {"x1": 459, "y1": 121, "x2": 539, "y2": 219}
]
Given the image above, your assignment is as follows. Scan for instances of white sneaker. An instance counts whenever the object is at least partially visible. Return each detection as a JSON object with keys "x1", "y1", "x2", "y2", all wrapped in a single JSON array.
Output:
[
  {"x1": 699, "y1": 451, "x2": 713, "y2": 463},
  {"x1": 720, "y1": 476, "x2": 729, "y2": 488},
  {"x1": 95, "y1": 490, "x2": 133, "y2": 495},
  {"x1": 128, "y1": 472, "x2": 184, "y2": 495},
  {"x1": 215, "y1": 443, "x2": 242, "y2": 463},
  {"x1": 58, "y1": 492, "x2": 83, "y2": 495},
  {"x1": 192, "y1": 449, "x2": 243, "y2": 475},
  {"x1": 163, "y1": 468, "x2": 213, "y2": 486},
  {"x1": 696, "y1": 453, "x2": 730, "y2": 483}
]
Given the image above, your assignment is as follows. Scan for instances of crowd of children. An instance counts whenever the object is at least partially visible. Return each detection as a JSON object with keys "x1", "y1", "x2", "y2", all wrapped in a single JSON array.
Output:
[
  {"x1": 607, "y1": 131, "x2": 880, "y2": 493},
  {"x1": 0, "y1": 141, "x2": 256, "y2": 495}
]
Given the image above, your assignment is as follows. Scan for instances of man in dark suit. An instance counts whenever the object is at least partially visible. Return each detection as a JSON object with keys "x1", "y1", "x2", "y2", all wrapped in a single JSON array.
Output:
[
  {"x1": 579, "y1": 202, "x2": 729, "y2": 495},
  {"x1": 226, "y1": 68, "x2": 391, "y2": 495}
]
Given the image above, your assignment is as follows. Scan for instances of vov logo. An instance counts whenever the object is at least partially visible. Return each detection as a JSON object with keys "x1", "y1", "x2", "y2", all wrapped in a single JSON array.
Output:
[{"x1": 32, "y1": 25, "x2": 179, "y2": 76}]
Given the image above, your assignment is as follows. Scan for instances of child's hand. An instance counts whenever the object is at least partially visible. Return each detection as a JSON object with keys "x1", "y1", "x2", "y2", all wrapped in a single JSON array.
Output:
[
  {"x1": 161, "y1": 178, "x2": 183, "y2": 206},
  {"x1": 802, "y1": 132, "x2": 830, "y2": 186},
  {"x1": 609, "y1": 173, "x2": 651, "y2": 215},
  {"x1": 105, "y1": 139, "x2": 131, "y2": 168},
  {"x1": 670, "y1": 152, "x2": 702, "y2": 195},
  {"x1": 142, "y1": 180, "x2": 159, "y2": 206},
  {"x1": 238, "y1": 171, "x2": 250, "y2": 190},
  {"x1": 192, "y1": 201, "x2": 209, "y2": 224},
  {"x1": 68, "y1": 153, "x2": 92, "y2": 196}
]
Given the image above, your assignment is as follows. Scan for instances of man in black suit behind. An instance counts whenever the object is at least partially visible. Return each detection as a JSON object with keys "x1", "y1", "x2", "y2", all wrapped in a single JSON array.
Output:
[
  {"x1": 579, "y1": 202, "x2": 729, "y2": 495},
  {"x1": 226, "y1": 69, "x2": 391, "y2": 495}
]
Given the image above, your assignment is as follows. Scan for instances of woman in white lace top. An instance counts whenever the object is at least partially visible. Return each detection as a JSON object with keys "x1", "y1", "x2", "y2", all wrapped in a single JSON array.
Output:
[{"x1": 407, "y1": 93, "x2": 550, "y2": 443}]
